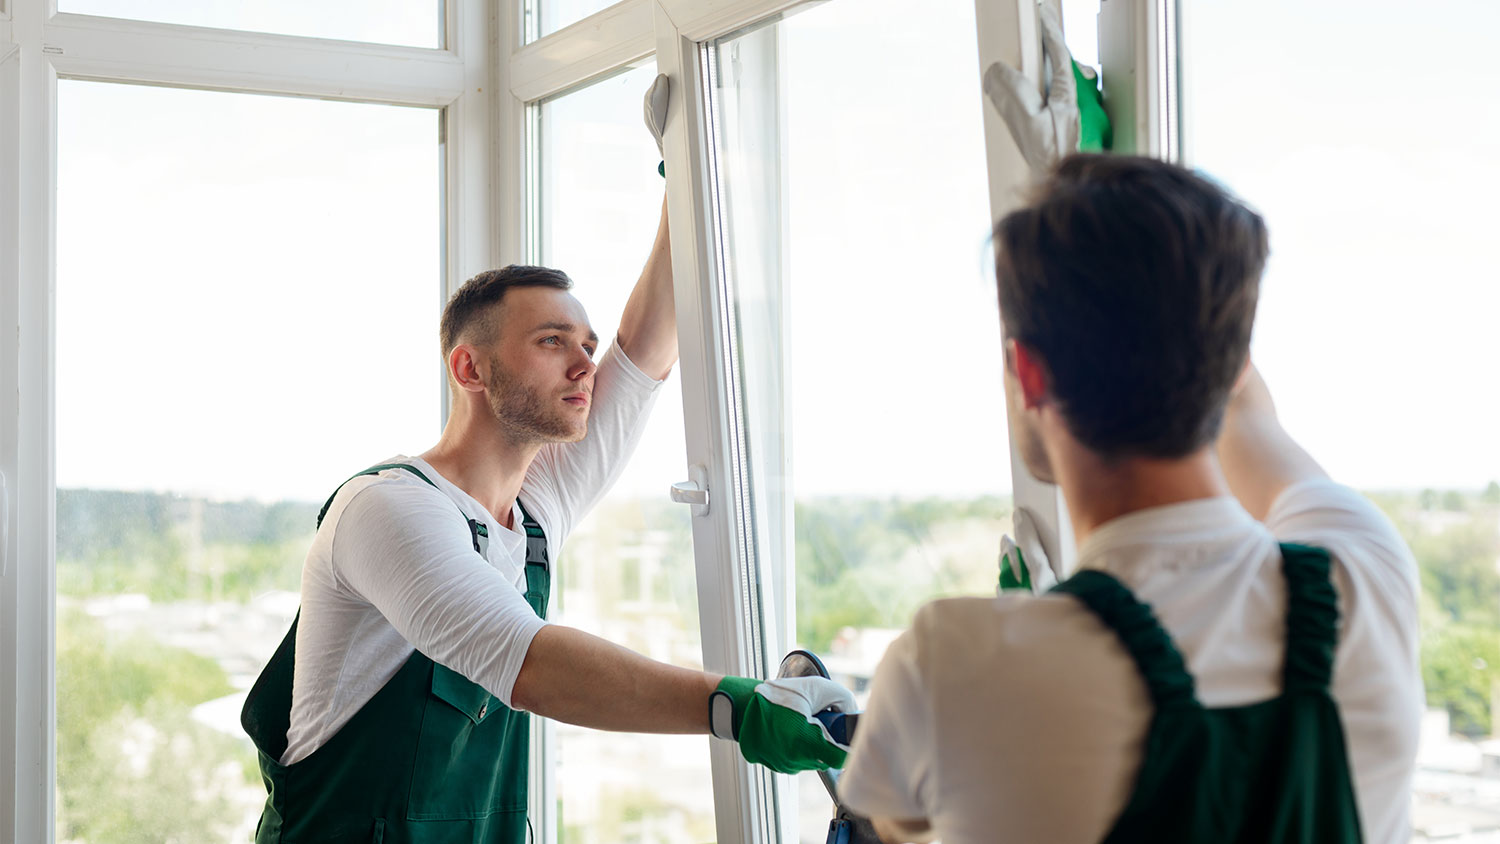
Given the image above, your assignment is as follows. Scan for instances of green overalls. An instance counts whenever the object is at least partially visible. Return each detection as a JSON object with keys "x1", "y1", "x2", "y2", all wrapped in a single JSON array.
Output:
[
  {"x1": 241, "y1": 464, "x2": 550, "y2": 844},
  {"x1": 1050, "y1": 543, "x2": 1363, "y2": 843}
]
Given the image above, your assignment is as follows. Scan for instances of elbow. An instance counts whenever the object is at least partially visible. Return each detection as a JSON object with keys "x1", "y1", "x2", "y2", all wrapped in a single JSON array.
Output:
[{"x1": 508, "y1": 628, "x2": 552, "y2": 715}]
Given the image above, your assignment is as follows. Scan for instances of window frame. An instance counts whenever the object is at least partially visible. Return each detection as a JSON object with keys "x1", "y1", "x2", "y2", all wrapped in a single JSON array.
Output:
[{"x1": 1, "y1": 0, "x2": 499, "y2": 839}]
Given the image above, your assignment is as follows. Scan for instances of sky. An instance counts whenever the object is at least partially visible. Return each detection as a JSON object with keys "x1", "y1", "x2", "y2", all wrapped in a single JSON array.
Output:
[
  {"x1": 53, "y1": 0, "x2": 1500, "y2": 504},
  {"x1": 61, "y1": 0, "x2": 442, "y2": 47}
]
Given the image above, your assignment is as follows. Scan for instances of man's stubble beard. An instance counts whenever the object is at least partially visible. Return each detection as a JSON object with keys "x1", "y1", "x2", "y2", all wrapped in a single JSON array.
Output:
[{"x1": 485, "y1": 355, "x2": 587, "y2": 445}]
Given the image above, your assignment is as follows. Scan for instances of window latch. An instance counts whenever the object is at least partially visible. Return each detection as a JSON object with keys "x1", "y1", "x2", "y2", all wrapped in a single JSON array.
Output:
[{"x1": 669, "y1": 465, "x2": 710, "y2": 516}]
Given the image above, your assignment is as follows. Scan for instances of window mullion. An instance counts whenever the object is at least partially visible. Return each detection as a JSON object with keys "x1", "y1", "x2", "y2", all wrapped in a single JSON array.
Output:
[{"x1": 4, "y1": 0, "x2": 57, "y2": 839}]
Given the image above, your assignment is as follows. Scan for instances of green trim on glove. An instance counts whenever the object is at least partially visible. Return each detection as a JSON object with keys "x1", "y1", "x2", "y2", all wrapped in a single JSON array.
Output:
[
  {"x1": 1073, "y1": 59, "x2": 1111, "y2": 152},
  {"x1": 999, "y1": 545, "x2": 1033, "y2": 592}
]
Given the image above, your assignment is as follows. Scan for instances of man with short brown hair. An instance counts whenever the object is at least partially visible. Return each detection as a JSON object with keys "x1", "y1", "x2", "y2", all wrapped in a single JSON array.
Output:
[
  {"x1": 243, "y1": 79, "x2": 857, "y2": 844},
  {"x1": 837, "y1": 154, "x2": 1423, "y2": 844}
]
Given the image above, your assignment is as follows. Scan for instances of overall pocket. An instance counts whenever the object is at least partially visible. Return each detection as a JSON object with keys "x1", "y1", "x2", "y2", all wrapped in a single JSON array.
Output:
[{"x1": 406, "y1": 663, "x2": 530, "y2": 821}]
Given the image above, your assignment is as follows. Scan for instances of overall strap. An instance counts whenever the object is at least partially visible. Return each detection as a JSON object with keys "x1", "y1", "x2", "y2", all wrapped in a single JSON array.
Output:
[
  {"x1": 516, "y1": 498, "x2": 548, "y2": 570},
  {"x1": 316, "y1": 463, "x2": 489, "y2": 554},
  {"x1": 316, "y1": 463, "x2": 441, "y2": 529},
  {"x1": 1051, "y1": 571, "x2": 1198, "y2": 710},
  {"x1": 1278, "y1": 542, "x2": 1341, "y2": 692}
]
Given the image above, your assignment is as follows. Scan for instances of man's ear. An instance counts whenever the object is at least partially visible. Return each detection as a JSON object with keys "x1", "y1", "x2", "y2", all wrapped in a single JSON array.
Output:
[
  {"x1": 1006, "y1": 338, "x2": 1049, "y2": 410},
  {"x1": 449, "y1": 345, "x2": 488, "y2": 394}
]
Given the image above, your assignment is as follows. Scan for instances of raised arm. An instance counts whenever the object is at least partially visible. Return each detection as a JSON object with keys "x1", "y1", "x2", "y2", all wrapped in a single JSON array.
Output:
[
  {"x1": 1216, "y1": 364, "x2": 1329, "y2": 521},
  {"x1": 615, "y1": 196, "x2": 677, "y2": 380}
]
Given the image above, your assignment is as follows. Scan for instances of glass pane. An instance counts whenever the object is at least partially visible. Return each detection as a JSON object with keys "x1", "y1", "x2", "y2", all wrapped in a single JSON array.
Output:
[
  {"x1": 56, "y1": 82, "x2": 439, "y2": 843},
  {"x1": 539, "y1": 63, "x2": 717, "y2": 844},
  {"x1": 708, "y1": 1, "x2": 1006, "y2": 838},
  {"x1": 534, "y1": 0, "x2": 620, "y2": 41},
  {"x1": 60, "y1": 0, "x2": 441, "y2": 49},
  {"x1": 1061, "y1": 0, "x2": 1100, "y2": 70},
  {"x1": 1184, "y1": 3, "x2": 1500, "y2": 841}
]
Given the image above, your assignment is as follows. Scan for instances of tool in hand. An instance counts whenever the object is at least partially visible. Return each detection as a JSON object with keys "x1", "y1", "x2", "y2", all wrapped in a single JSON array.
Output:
[{"x1": 776, "y1": 650, "x2": 882, "y2": 844}]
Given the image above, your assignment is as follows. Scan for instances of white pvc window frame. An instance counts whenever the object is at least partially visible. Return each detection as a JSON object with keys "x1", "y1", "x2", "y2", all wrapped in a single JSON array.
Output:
[{"x1": 0, "y1": 0, "x2": 500, "y2": 840}]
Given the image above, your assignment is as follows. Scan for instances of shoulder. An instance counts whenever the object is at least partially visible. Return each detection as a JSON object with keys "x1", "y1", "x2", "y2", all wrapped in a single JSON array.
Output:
[
  {"x1": 1265, "y1": 479, "x2": 1419, "y2": 606},
  {"x1": 903, "y1": 592, "x2": 1140, "y2": 694},
  {"x1": 324, "y1": 469, "x2": 467, "y2": 546}
]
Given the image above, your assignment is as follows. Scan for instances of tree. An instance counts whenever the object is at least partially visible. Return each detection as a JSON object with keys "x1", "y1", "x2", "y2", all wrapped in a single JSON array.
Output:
[
  {"x1": 1483, "y1": 480, "x2": 1500, "y2": 505},
  {"x1": 55, "y1": 610, "x2": 251, "y2": 844},
  {"x1": 1422, "y1": 624, "x2": 1500, "y2": 736}
]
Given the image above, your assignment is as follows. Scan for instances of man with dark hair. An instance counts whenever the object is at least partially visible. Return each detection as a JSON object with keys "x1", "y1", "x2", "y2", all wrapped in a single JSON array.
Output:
[
  {"x1": 244, "y1": 80, "x2": 856, "y2": 844},
  {"x1": 836, "y1": 154, "x2": 1422, "y2": 844}
]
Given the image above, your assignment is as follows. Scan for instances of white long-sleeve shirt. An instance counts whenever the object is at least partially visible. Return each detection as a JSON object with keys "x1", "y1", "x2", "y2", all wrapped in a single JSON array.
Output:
[
  {"x1": 281, "y1": 342, "x2": 663, "y2": 765},
  {"x1": 839, "y1": 481, "x2": 1423, "y2": 844}
]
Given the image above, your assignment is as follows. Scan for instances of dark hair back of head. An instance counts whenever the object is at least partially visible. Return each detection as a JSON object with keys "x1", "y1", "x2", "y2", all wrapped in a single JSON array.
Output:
[
  {"x1": 440, "y1": 265, "x2": 574, "y2": 357},
  {"x1": 994, "y1": 154, "x2": 1268, "y2": 459}
]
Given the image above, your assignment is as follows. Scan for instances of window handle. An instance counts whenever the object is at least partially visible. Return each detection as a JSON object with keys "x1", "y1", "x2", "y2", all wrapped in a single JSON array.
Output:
[{"x1": 669, "y1": 465, "x2": 710, "y2": 516}]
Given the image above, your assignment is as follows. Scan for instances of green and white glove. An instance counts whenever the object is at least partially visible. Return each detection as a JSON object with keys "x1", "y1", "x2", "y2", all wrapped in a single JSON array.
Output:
[
  {"x1": 998, "y1": 507, "x2": 1059, "y2": 593},
  {"x1": 709, "y1": 675, "x2": 857, "y2": 774},
  {"x1": 982, "y1": 0, "x2": 1111, "y2": 172},
  {"x1": 643, "y1": 73, "x2": 669, "y2": 177}
]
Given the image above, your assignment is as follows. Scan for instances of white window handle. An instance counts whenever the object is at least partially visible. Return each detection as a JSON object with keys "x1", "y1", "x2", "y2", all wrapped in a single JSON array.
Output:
[{"x1": 670, "y1": 464, "x2": 710, "y2": 516}]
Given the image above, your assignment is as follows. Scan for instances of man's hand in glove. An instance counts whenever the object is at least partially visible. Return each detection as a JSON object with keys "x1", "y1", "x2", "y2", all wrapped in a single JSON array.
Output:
[
  {"x1": 709, "y1": 675, "x2": 857, "y2": 774},
  {"x1": 644, "y1": 73, "x2": 669, "y2": 177},
  {"x1": 983, "y1": 0, "x2": 1110, "y2": 172},
  {"x1": 999, "y1": 507, "x2": 1058, "y2": 593}
]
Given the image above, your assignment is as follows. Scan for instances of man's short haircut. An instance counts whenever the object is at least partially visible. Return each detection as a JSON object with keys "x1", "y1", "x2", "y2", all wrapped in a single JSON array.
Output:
[
  {"x1": 994, "y1": 154, "x2": 1268, "y2": 459},
  {"x1": 439, "y1": 265, "x2": 574, "y2": 357}
]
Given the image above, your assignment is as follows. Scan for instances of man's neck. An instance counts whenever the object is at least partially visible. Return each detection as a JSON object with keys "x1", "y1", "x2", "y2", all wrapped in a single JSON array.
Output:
[
  {"x1": 1052, "y1": 446, "x2": 1231, "y2": 550},
  {"x1": 419, "y1": 415, "x2": 542, "y2": 531}
]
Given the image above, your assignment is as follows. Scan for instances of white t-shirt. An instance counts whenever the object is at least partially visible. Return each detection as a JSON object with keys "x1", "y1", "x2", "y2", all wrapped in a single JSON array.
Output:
[
  {"x1": 281, "y1": 342, "x2": 663, "y2": 765},
  {"x1": 838, "y1": 481, "x2": 1423, "y2": 844}
]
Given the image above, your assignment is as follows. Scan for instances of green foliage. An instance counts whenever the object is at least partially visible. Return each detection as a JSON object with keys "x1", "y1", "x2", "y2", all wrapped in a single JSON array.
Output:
[
  {"x1": 1483, "y1": 481, "x2": 1500, "y2": 506},
  {"x1": 1405, "y1": 512, "x2": 1500, "y2": 628},
  {"x1": 56, "y1": 610, "x2": 248, "y2": 844},
  {"x1": 1421, "y1": 623, "x2": 1500, "y2": 736},
  {"x1": 561, "y1": 786, "x2": 715, "y2": 844},
  {"x1": 795, "y1": 495, "x2": 1010, "y2": 652},
  {"x1": 1374, "y1": 490, "x2": 1500, "y2": 737},
  {"x1": 57, "y1": 488, "x2": 315, "y2": 601}
]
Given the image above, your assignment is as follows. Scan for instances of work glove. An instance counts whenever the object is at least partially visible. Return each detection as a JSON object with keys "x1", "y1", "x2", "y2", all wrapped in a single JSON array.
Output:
[
  {"x1": 709, "y1": 674, "x2": 857, "y2": 774},
  {"x1": 982, "y1": 0, "x2": 1111, "y2": 172},
  {"x1": 643, "y1": 73, "x2": 669, "y2": 177},
  {"x1": 998, "y1": 507, "x2": 1058, "y2": 593}
]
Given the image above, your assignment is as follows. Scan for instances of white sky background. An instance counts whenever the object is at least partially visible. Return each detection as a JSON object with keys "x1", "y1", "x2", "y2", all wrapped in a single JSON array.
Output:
[
  {"x1": 55, "y1": 84, "x2": 443, "y2": 503},
  {"x1": 774, "y1": 0, "x2": 1008, "y2": 498},
  {"x1": 1184, "y1": 0, "x2": 1500, "y2": 494},
  {"x1": 539, "y1": 62, "x2": 686, "y2": 500},
  {"x1": 54, "y1": 0, "x2": 1499, "y2": 503},
  {"x1": 538, "y1": 0, "x2": 619, "y2": 39},
  {"x1": 60, "y1": 0, "x2": 442, "y2": 48}
]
